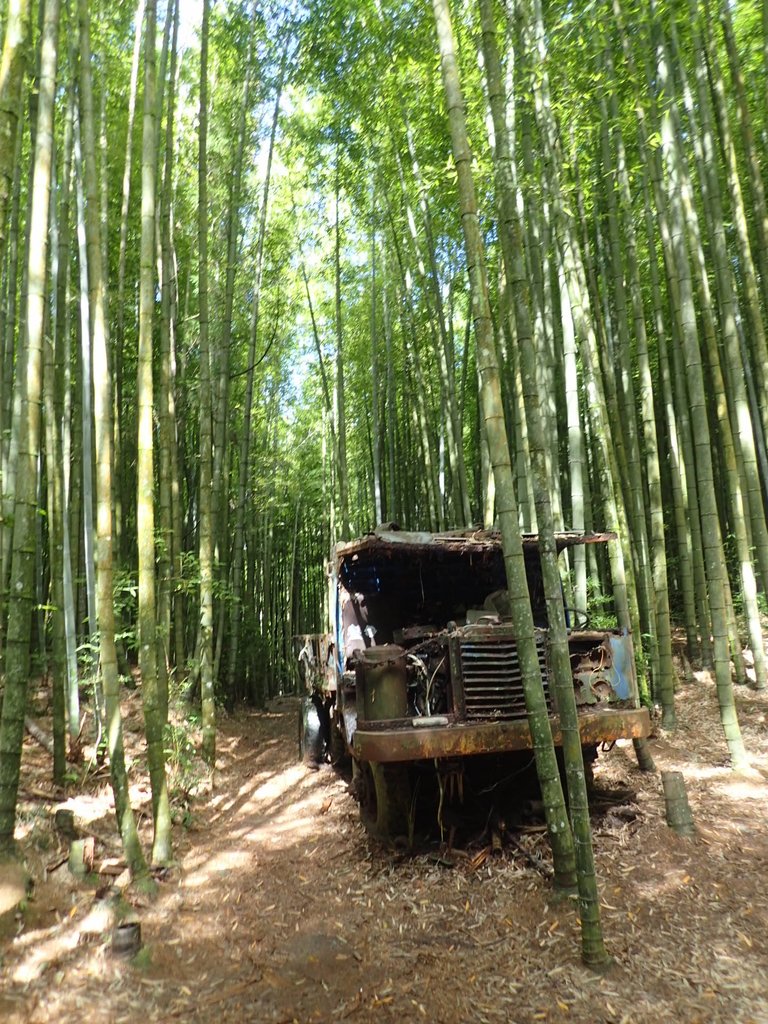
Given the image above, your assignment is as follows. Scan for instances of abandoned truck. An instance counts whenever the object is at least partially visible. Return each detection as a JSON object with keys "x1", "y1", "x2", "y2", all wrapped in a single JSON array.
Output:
[{"x1": 298, "y1": 527, "x2": 650, "y2": 840}]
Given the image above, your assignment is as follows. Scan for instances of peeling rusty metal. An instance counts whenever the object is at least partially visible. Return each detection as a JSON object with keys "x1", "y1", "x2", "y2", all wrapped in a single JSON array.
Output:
[
  {"x1": 569, "y1": 632, "x2": 637, "y2": 707},
  {"x1": 334, "y1": 528, "x2": 617, "y2": 561},
  {"x1": 352, "y1": 708, "x2": 651, "y2": 763}
]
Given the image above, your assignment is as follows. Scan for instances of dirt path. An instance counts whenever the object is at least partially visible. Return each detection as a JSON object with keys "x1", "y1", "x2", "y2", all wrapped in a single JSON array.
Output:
[{"x1": 2, "y1": 677, "x2": 768, "y2": 1024}]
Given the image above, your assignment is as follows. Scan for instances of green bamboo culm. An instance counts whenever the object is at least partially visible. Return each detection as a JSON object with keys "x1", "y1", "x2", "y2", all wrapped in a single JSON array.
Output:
[
  {"x1": 136, "y1": 0, "x2": 173, "y2": 865},
  {"x1": 479, "y1": 0, "x2": 609, "y2": 968},
  {"x1": 77, "y1": 0, "x2": 150, "y2": 881},
  {"x1": 432, "y1": 0, "x2": 577, "y2": 894},
  {"x1": 198, "y1": 0, "x2": 217, "y2": 767},
  {"x1": 652, "y1": 0, "x2": 748, "y2": 769},
  {"x1": 0, "y1": 0, "x2": 59, "y2": 855}
]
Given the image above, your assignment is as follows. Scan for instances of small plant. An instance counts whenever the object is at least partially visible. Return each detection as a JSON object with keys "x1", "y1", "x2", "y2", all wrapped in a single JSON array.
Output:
[
  {"x1": 164, "y1": 719, "x2": 203, "y2": 807},
  {"x1": 113, "y1": 569, "x2": 138, "y2": 656},
  {"x1": 585, "y1": 575, "x2": 619, "y2": 630}
]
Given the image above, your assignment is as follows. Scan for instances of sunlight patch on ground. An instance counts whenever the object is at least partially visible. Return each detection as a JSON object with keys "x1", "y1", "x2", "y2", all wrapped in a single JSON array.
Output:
[
  {"x1": 208, "y1": 763, "x2": 306, "y2": 817},
  {"x1": 670, "y1": 763, "x2": 731, "y2": 782},
  {"x1": 243, "y1": 810, "x2": 323, "y2": 847},
  {"x1": 183, "y1": 847, "x2": 253, "y2": 889},
  {"x1": 668, "y1": 751, "x2": 768, "y2": 806},
  {"x1": 43, "y1": 776, "x2": 157, "y2": 832},
  {"x1": 630, "y1": 867, "x2": 700, "y2": 901},
  {"x1": 234, "y1": 785, "x2": 327, "y2": 848},
  {"x1": 183, "y1": 813, "x2": 327, "y2": 895},
  {"x1": 56, "y1": 789, "x2": 115, "y2": 825},
  {"x1": 0, "y1": 862, "x2": 29, "y2": 916},
  {"x1": 250, "y1": 763, "x2": 306, "y2": 803},
  {"x1": 12, "y1": 928, "x2": 80, "y2": 984},
  {"x1": 11, "y1": 906, "x2": 115, "y2": 985},
  {"x1": 182, "y1": 764, "x2": 329, "y2": 886},
  {"x1": 715, "y1": 776, "x2": 768, "y2": 806}
]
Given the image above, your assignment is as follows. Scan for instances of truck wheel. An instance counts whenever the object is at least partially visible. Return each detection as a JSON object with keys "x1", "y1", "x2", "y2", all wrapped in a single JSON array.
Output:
[
  {"x1": 299, "y1": 696, "x2": 325, "y2": 767},
  {"x1": 582, "y1": 744, "x2": 598, "y2": 788},
  {"x1": 359, "y1": 761, "x2": 412, "y2": 842},
  {"x1": 328, "y1": 712, "x2": 348, "y2": 766}
]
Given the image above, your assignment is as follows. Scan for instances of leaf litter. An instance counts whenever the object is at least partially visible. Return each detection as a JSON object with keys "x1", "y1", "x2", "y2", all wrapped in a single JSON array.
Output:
[{"x1": 1, "y1": 675, "x2": 767, "y2": 1023}]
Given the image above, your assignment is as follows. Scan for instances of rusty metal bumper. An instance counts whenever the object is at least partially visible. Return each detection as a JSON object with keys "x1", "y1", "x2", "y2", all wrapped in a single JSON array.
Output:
[{"x1": 352, "y1": 708, "x2": 650, "y2": 763}]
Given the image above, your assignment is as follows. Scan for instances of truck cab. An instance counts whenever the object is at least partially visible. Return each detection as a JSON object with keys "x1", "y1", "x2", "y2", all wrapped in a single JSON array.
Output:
[{"x1": 300, "y1": 526, "x2": 650, "y2": 839}]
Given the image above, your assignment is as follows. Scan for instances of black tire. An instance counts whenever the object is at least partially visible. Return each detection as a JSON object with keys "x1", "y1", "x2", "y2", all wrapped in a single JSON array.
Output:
[
  {"x1": 328, "y1": 710, "x2": 349, "y2": 766},
  {"x1": 581, "y1": 744, "x2": 598, "y2": 789},
  {"x1": 358, "y1": 761, "x2": 412, "y2": 841},
  {"x1": 299, "y1": 696, "x2": 325, "y2": 766},
  {"x1": 556, "y1": 744, "x2": 597, "y2": 792}
]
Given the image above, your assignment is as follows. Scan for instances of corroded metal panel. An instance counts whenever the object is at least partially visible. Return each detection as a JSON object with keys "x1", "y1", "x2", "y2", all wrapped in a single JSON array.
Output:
[
  {"x1": 458, "y1": 632, "x2": 550, "y2": 720},
  {"x1": 353, "y1": 708, "x2": 650, "y2": 763},
  {"x1": 447, "y1": 634, "x2": 465, "y2": 718},
  {"x1": 333, "y1": 528, "x2": 617, "y2": 561},
  {"x1": 569, "y1": 631, "x2": 638, "y2": 707}
]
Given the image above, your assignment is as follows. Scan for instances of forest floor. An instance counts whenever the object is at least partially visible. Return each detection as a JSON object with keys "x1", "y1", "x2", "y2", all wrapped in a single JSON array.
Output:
[{"x1": 1, "y1": 671, "x2": 768, "y2": 1024}]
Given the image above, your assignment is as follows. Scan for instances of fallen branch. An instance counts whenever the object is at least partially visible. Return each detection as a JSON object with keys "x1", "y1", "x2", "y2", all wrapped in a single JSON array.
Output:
[
  {"x1": 22, "y1": 786, "x2": 65, "y2": 802},
  {"x1": 25, "y1": 717, "x2": 54, "y2": 754},
  {"x1": 508, "y1": 835, "x2": 554, "y2": 879},
  {"x1": 169, "y1": 974, "x2": 262, "y2": 1016}
]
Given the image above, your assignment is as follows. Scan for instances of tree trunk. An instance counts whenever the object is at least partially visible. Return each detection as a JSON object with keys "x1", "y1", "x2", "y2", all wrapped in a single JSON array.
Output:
[
  {"x1": 433, "y1": 0, "x2": 577, "y2": 896},
  {"x1": 137, "y1": 0, "x2": 172, "y2": 864},
  {"x1": 520, "y1": 0, "x2": 640, "y2": 681},
  {"x1": 76, "y1": 0, "x2": 150, "y2": 879},
  {"x1": 198, "y1": 0, "x2": 216, "y2": 765},
  {"x1": 114, "y1": 0, "x2": 146, "y2": 563},
  {"x1": 480, "y1": 0, "x2": 608, "y2": 967},
  {"x1": 370, "y1": 184, "x2": 383, "y2": 526},
  {"x1": 0, "y1": 0, "x2": 60, "y2": 854},
  {"x1": 600, "y1": 39, "x2": 675, "y2": 724},
  {"x1": 210, "y1": 25, "x2": 256, "y2": 651},
  {"x1": 73, "y1": 115, "x2": 102, "y2": 731},
  {"x1": 157, "y1": 0, "x2": 180, "y2": 682},
  {"x1": 334, "y1": 163, "x2": 351, "y2": 541},
  {"x1": 226, "y1": 68, "x2": 282, "y2": 702},
  {"x1": 718, "y1": 1, "x2": 768, "y2": 320},
  {"x1": 702, "y1": 7, "x2": 768, "y2": 456},
  {"x1": 0, "y1": 0, "x2": 31, "y2": 255},
  {"x1": 654, "y1": 3, "x2": 747, "y2": 767},
  {"x1": 44, "y1": 125, "x2": 66, "y2": 785}
]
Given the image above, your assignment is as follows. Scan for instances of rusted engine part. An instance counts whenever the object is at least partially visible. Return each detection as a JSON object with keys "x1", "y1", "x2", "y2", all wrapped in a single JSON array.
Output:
[
  {"x1": 348, "y1": 736, "x2": 630, "y2": 844},
  {"x1": 351, "y1": 750, "x2": 587, "y2": 850},
  {"x1": 451, "y1": 627, "x2": 551, "y2": 721},
  {"x1": 347, "y1": 626, "x2": 636, "y2": 734},
  {"x1": 356, "y1": 645, "x2": 408, "y2": 721},
  {"x1": 354, "y1": 641, "x2": 451, "y2": 725},
  {"x1": 405, "y1": 649, "x2": 449, "y2": 717},
  {"x1": 351, "y1": 755, "x2": 500, "y2": 848},
  {"x1": 569, "y1": 633, "x2": 634, "y2": 706},
  {"x1": 435, "y1": 758, "x2": 464, "y2": 845}
]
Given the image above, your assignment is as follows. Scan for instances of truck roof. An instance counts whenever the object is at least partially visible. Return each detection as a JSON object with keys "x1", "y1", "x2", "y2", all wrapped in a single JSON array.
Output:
[{"x1": 334, "y1": 527, "x2": 615, "y2": 562}]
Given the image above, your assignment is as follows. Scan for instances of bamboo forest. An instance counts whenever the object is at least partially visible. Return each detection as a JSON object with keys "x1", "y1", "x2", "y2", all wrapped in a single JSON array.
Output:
[{"x1": 1, "y1": 0, "x2": 768, "y2": 1019}]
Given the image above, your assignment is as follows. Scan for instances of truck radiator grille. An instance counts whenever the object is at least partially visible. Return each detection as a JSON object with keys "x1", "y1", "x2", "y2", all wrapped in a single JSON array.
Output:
[{"x1": 459, "y1": 636, "x2": 551, "y2": 720}]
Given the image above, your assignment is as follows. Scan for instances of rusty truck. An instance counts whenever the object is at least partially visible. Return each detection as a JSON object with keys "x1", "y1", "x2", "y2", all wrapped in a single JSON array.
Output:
[{"x1": 298, "y1": 527, "x2": 650, "y2": 840}]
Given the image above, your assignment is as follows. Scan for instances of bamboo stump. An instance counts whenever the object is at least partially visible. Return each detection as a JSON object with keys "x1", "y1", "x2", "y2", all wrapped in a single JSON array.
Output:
[
  {"x1": 661, "y1": 770, "x2": 695, "y2": 836},
  {"x1": 633, "y1": 738, "x2": 656, "y2": 773},
  {"x1": 68, "y1": 836, "x2": 95, "y2": 877}
]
